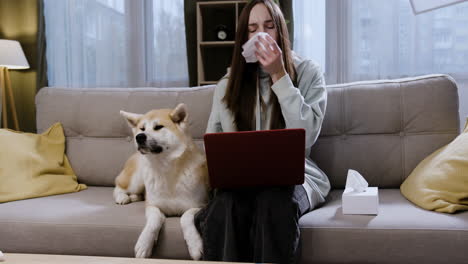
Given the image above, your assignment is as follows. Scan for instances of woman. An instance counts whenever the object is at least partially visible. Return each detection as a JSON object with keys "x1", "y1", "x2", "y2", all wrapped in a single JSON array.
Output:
[{"x1": 194, "y1": 0, "x2": 330, "y2": 263}]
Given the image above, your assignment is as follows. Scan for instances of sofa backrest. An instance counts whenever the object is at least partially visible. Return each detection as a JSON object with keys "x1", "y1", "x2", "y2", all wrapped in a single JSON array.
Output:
[
  {"x1": 36, "y1": 74, "x2": 459, "y2": 188},
  {"x1": 312, "y1": 74, "x2": 459, "y2": 188},
  {"x1": 36, "y1": 86, "x2": 215, "y2": 187}
]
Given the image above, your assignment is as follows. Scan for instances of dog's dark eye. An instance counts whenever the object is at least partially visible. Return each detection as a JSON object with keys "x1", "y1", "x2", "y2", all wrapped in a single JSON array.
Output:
[
  {"x1": 140, "y1": 126, "x2": 145, "y2": 131},
  {"x1": 154, "y1": 125, "x2": 164, "y2": 131}
]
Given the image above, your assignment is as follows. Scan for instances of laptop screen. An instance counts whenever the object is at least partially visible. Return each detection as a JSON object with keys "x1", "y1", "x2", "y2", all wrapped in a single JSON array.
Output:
[{"x1": 203, "y1": 129, "x2": 305, "y2": 189}]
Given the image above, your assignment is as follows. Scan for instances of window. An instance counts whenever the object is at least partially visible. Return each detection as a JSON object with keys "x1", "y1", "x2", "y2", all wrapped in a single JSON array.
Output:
[
  {"x1": 294, "y1": 0, "x2": 468, "y2": 129},
  {"x1": 44, "y1": 0, "x2": 188, "y2": 88}
]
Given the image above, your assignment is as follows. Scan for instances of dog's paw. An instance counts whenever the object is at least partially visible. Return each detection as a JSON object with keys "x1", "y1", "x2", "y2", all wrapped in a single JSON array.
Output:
[
  {"x1": 115, "y1": 192, "x2": 131, "y2": 205},
  {"x1": 129, "y1": 194, "x2": 144, "y2": 202},
  {"x1": 134, "y1": 232, "x2": 154, "y2": 258},
  {"x1": 186, "y1": 234, "x2": 203, "y2": 260},
  {"x1": 181, "y1": 208, "x2": 203, "y2": 260}
]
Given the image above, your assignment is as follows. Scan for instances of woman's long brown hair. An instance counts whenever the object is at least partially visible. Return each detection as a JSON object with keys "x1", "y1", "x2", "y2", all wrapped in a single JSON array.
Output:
[{"x1": 223, "y1": 0, "x2": 296, "y2": 131}]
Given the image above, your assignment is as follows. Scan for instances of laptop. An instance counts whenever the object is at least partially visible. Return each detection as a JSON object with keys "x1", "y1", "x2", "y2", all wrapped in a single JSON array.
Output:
[{"x1": 203, "y1": 128, "x2": 305, "y2": 189}]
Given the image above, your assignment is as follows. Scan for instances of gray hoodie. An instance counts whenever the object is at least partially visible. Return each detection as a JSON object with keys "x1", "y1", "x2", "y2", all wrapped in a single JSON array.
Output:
[{"x1": 206, "y1": 54, "x2": 331, "y2": 210}]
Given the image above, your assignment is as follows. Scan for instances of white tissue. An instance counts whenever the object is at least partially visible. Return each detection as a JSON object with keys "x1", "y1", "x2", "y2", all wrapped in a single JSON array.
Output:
[
  {"x1": 0, "y1": 250, "x2": 4, "y2": 262},
  {"x1": 345, "y1": 169, "x2": 368, "y2": 193},
  {"x1": 241, "y1": 32, "x2": 270, "y2": 63}
]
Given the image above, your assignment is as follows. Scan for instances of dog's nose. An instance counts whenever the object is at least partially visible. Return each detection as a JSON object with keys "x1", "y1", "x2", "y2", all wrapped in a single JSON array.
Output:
[{"x1": 136, "y1": 133, "x2": 147, "y2": 144}]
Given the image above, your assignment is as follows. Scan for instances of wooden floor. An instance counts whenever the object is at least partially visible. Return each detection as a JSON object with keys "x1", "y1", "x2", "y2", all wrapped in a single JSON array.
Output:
[{"x1": 1, "y1": 253, "x2": 248, "y2": 264}]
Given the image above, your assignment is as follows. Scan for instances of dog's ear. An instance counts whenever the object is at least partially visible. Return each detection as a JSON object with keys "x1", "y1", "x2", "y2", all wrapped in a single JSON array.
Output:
[
  {"x1": 120, "y1": 110, "x2": 142, "y2": 128},
  {"x1": 170, "y1": 103, "x2": 188, "y2": 124}
]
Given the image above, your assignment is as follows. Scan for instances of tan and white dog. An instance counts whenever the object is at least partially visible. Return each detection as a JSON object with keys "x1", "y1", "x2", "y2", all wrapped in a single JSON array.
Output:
[{"x1": 113, "y1": 103, "x2": 209, "y2": 259}]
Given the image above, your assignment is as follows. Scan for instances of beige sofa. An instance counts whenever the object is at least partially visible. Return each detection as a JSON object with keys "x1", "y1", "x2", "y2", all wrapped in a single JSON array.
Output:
[{"x1": 1, "y1": 74, "x2": 467, "y2": 264}]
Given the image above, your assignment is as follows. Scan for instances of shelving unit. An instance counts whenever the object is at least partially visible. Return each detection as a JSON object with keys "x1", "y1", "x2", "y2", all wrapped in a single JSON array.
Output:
[{"x1": 197, "y1": 0, "x2": 247, "y2": 86}]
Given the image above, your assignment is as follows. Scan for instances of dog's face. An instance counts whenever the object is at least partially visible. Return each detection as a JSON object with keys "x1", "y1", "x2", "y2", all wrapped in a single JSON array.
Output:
[{"x1": 120, "y1": 104, "x2": 189, "y2": 155}]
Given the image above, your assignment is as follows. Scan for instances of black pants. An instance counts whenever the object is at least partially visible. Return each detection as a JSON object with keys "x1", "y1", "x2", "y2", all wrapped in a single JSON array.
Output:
[{"x1": 194, "y1": 185, "x2": 310, "y2": 264}]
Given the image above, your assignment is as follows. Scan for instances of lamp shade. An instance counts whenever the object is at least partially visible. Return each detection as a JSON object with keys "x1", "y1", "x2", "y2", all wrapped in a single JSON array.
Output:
[{"x1": 0, "y1": 39, "x2": 30, "y2": 70}]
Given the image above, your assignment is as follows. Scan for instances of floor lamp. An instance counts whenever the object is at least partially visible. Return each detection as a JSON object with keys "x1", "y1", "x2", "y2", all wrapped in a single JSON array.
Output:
[{"x1": 0, "y1": 39, "x2": 30, "y2": 131}]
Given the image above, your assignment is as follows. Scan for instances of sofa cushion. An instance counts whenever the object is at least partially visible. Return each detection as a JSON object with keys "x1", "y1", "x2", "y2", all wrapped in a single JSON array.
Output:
[
  {"x1": 300, "y1": 189, "x2": 468, "y2": 264},
  {"x1": 36, "y1": 86, "x2": 214, "y2": 186},
  {"x1": 2, "y1": 188, "x2": 467, "y2": 263},
  {"x1": 0, "y1": 187, "x2": 190, "y2": 259},
  {"x1": 0, "y1": 123, "x2": 86, "y2": 203},
  {"x1": 312, "y1": 74, "x2": 460, "y2": 188},
  {"x1": 401, "y1": 118, "x2": 468, "y2": 213},
  {"x1": 36, "y1": 87, "x2": 215, "y2": 140},
  {"x1": 61, "y1": 137, "x2": 206, "y2": 187}
]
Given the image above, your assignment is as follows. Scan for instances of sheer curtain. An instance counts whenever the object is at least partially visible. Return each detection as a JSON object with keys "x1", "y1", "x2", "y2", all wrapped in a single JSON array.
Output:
[
  {"x1": 293, "y1": 0, "x2": 326, "y2": 72},
  {"x1": 294, "y1": 0, "x2": 468, "y2": 129},
  {"x1": 44, "y1": 0, "x2": 188, "y2": 88}
]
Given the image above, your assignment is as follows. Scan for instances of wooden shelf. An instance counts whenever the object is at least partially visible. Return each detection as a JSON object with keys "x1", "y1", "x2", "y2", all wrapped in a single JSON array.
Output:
[
  {"x1": 197, "y1": 0, "x2": 247, "y2": 86},
  {"x1": 200, "y1": 81, "x2": 218, "y2": 85},
  {"x1": 200, "y1": 41, "x2": 235, "y2": 47},
  {"x1": 198, "y1": 1, "x2": 240, "y2": 7}
]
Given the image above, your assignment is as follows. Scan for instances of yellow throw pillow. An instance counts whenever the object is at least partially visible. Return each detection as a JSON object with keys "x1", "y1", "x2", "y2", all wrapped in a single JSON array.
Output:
[
  {"x1": 0, "y1": 123, "x2": 86, "y2": 203},
  {"x1": 401, "y1": 119, "x2": 468, "y2": 213}
]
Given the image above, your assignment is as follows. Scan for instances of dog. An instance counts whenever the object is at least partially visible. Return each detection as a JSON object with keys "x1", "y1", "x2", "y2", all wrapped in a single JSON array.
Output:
[{"x1": 113, "y1": 103, "x2": 210, "y2": 259}]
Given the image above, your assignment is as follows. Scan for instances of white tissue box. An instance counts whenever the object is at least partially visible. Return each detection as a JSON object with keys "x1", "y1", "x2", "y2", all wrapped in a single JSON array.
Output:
[{"x1": 342, "y1": 187, "x2": 379, "y2": 215}]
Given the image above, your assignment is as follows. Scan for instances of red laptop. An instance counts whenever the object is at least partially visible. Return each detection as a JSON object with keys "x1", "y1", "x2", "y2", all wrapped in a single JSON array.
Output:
[{"x1": 203, "y1": 129, "x2": 305, "y2": 188}]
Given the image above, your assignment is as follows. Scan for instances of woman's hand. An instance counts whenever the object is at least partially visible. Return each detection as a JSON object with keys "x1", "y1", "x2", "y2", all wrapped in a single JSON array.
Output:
[{"x1": 254, "y1": 34, "x2": 286, "y2": 83}]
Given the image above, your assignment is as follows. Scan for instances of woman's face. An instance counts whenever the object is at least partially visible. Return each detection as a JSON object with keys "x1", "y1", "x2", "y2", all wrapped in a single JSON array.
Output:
[{"x1": 248, "y1": 3, "x2": 278, "y2": 42}]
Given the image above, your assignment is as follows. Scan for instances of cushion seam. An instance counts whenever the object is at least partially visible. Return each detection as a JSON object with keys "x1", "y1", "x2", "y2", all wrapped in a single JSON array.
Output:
[
  {"x1": 0, "y1": 220, "x2": 181, "y2": 230},
  {"x1": 42, "y1": 86, "x2": 215, "y2": 92},
  {"x1": 400, "y1": 82, "x2": 406, "y2": 182},
  {"x1": 65, "y1": 136, "x2": 205, "y2": 140},
  {"x1": 299, "y1": 226, "x2": 468, "y2": 232},
  {"x1": 318, "y1": 131, "x2": 458, "y2": 138},
  {"x1": 326, "y1": 74, "x2": 450, "y2": 89}
]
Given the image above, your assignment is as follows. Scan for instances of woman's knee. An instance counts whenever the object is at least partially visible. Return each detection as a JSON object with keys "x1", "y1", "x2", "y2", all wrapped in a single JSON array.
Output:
[
  {"x1": 255, "y1": 187, "x2": 299, "y2": 215},
  {"x1": 214, "y1": 190, "x2": 236, "y2": 203},
  {"x1": 207, "y1": 190, "x2": 252, "y2": 218}
]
